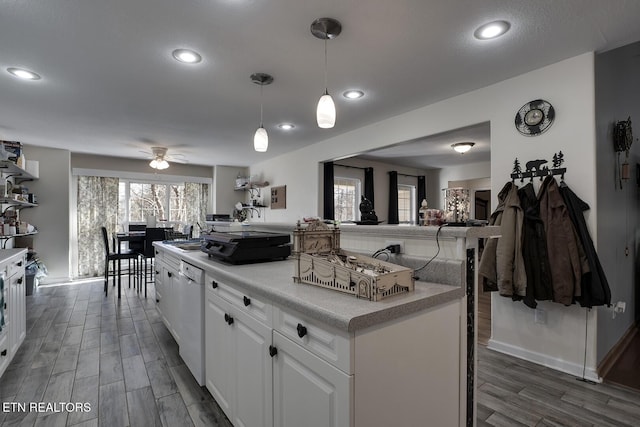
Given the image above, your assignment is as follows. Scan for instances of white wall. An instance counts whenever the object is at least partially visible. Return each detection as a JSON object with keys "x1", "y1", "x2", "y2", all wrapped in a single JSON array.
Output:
[
  {"x1": 250, "y1": 52, "x2": 601, "y2": 379},
  {"x1": 21, "y1": 145, "x2": 72, "y2": 284},
  {"x1": 594, "y1": 41, "x2": 640, "y2": 363},
  {"x1": 213, "y1": 165, "x2": 247, "y2": 217}
]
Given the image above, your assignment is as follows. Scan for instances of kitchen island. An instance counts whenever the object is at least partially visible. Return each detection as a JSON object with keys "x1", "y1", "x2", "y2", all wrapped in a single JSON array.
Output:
[{"x1": 154, "y1": 238, "x2": 470, "y2": 427}]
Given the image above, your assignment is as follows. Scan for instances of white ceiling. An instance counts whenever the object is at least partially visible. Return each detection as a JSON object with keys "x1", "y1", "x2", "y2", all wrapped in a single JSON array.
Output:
[
  {"x1": 1, "y1": 0, "x2": 639, "y2": 168},
  {"x1": 359, "y1": 122, "x2": 491, "y2": 169}
]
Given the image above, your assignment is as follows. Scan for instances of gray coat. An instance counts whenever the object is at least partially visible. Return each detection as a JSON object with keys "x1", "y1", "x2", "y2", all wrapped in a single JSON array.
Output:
[{"x1": 479, "y1": 182, "x2": 527, "y2": 298}]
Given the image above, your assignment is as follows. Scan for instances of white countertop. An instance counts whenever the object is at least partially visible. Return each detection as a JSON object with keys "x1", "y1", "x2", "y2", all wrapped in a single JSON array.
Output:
[
  {"x1": 0, "y1": 248, "x2": 28, "y2": 263},
  {"x1": 154, "y1": 242, "x2": 465, "y2": 333}
]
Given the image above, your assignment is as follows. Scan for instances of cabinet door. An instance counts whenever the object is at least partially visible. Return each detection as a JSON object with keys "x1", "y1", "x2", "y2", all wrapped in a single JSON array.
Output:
[
  {"x1": 15, "y1": 273, "x2": 25, "y2": 347},
  {"x1": 161, "y1": 264, "x2": 180, "y2": 345},
  {"x1": 232, "y1": 308, "x2": 272, "y2": 427},
  {"x1": 273, "y1": 331, "x2": 352, "y2": 427},
  {"x1": 8, "y1": 275, "x2": 19, "y2": 355},
  {"x1": 205, "y1": 291, "x2": 234, "y2": 417},
  {"x1": 156, "y1": 263, "x2": 170, "y2": 329}
]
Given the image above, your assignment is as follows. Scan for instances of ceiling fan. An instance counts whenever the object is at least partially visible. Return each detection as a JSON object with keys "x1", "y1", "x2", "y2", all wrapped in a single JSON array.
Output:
[{"x1": 141, "y1": 146, "x2": 187, "y2": 170}]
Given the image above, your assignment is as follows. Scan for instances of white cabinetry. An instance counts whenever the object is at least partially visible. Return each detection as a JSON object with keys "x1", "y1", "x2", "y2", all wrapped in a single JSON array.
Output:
[
  {"x1": 205, "y1": 278, "x2": 272, "y2": 427},
  {"x1": 156, "y1": 244, "x2": 466, "y2": 427},
  {"x1": 0, "y1": 250, "x2": 27, "y2": 378},
  {"x1": 272, "y1": 330, "x2": 352, "y2": 427},
  {"x1": 156, "y1": 253, "x2": 180, "y2": 345}
]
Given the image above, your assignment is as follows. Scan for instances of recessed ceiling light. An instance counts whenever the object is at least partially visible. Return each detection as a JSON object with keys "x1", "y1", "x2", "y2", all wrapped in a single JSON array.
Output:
[
  {"x1": 343, "y1": 90, "x2": 364, "y2": 99},
  {"x1": 278, "y1": 123, "x2": 295, "y2": 130},
  {"x1": 7, "y1": 67, "x2": 41, "y2": 80},
  {"x1": 172, "y1": 49, "x2": 202, "y2": 64},
  {"x1": 474, "y1": 20, "x2": 510, "y2": 40}
]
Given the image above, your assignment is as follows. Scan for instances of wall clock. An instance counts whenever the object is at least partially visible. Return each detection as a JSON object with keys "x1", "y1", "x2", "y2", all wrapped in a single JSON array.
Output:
[{"x1": 514, "y1": 99, "x2": 555, "y2": 136}]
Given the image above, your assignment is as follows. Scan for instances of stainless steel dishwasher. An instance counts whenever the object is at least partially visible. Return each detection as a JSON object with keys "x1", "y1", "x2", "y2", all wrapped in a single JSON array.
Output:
[{"x1": 178, "y1": 260, "x2": 205, "y2": 385}]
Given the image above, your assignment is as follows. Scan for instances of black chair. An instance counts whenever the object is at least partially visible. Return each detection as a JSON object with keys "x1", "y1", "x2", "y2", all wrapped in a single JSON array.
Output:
[
  {"x1": 128, "y1": 224, "x2": 146, "y2": 253},
  {"x1": 101, "y1": 227, "x2": 140, "y2": 299},
  {"x1": 140, "y1": 227, "x2": 168, "y2": 297}
]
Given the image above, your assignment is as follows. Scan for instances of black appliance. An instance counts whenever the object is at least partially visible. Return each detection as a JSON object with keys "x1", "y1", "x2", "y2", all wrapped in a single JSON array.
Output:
[{"x1": 201, "y1": 231, "x2": 291, "y2": 264}]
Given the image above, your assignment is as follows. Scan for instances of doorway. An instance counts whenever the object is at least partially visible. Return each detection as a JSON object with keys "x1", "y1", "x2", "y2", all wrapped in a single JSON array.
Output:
[{"x1": 474, "y1": 189, "x2": 492, "y2": 346}]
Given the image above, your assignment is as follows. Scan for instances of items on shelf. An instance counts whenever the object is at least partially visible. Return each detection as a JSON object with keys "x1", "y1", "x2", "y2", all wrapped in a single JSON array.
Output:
[{"x1": 0, "y1": 159, "x2": 39, "y2": 248}]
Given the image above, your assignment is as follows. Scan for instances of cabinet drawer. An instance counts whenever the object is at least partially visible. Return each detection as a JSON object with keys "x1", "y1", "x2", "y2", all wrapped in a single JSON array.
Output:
[
  {"x1": 205, "y1": 273, "x2": 272, "y2": 325},
  {"x1": 7, "y1": 256, "x2": 24, "y2": 278},
  {"x1": 273, "y1": 306, "x2": 352, "y2": 374}
]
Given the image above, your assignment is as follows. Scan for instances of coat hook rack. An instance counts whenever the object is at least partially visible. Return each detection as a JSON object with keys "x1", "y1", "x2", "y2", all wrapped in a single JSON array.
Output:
[{"x1": 511, "y1": 151, "x2": 567, "y2": 183}]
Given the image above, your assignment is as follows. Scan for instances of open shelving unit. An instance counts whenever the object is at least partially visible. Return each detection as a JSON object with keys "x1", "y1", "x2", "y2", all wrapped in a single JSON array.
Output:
[{"x1": 0, "y1": 160, "x2": 38, "y2": 248}]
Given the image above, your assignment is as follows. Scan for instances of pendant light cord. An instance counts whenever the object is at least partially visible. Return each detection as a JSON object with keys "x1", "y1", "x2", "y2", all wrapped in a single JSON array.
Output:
[
  {"x1": 324, "y1": 38, "x2": 328, "y2": 94},
  {"x1": 259, "y1": 83, "x2": 264, "y2": 127}
]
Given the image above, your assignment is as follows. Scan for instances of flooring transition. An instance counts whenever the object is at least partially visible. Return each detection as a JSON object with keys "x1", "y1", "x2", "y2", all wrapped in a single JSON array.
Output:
[
  {"x1": 603, "y1": 326, "x2": 640, "y2": 392},
  {"x1": 1, "y1": 278, "x2": 640, "y2": 426}
]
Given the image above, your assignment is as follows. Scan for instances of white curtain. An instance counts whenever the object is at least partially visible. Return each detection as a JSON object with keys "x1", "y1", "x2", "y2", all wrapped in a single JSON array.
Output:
[
  {"x1": 183, "y1": 182, "x2": 208, "y2": 237},
  {"x1": 77, "y1": 176, "x2": 119, "y2": 277}
]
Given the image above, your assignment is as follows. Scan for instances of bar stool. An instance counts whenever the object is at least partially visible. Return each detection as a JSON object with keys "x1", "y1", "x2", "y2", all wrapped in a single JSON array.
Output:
[{"x1": 101, "y1": 227, "x2": 140, "y2": 299}]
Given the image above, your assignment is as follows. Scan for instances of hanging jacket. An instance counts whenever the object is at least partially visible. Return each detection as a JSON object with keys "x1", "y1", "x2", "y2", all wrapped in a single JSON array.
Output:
[
  {"x1": 559, "y1": 182, "x2": 611, "y2": 308},
  {"x1": 518, "y1": 183, "x2": 553, "y2": 308},
  {"x1": 538, "y1": 176, "x2": 589, "y2": 305},
  {"x1": 478, "y1": 182, "x2": 527, "y2": 298}
]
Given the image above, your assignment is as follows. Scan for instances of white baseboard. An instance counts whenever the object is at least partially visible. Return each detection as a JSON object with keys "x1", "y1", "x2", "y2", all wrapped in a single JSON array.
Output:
[
  {"x1": 37, "y1": 276, "x2": 74, "y2": 286},
  {"x1": 487, "y1": 338, "x2": 601, "y2": 383}
]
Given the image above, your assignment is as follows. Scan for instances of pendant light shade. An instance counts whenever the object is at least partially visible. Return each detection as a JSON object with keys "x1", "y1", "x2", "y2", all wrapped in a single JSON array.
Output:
[
  {"x1": 250, "y1": 73, "x2": 274, "y2": 152},
  {"x1": 317, "y1": 91, "x2": 336, "y2": 128},
  {"x1": 254, "y1": 126, "x2": 268, "y2": 152},
  {"x1": 311, "y1": 18, "x2": 342, "y2": 129}
]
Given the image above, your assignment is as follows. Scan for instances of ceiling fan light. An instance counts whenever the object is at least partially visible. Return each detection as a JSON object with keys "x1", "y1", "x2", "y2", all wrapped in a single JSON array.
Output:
[
  {"x1": 254, "y1": 126, "x2": 268, "y2": 152},
  {"x1": 452, "y1": 142, "x2": 475, "y2": 154},
  {"x1": 317, "y1": 93, "x2": 336, "y2": 128},
  {"x1": 157, "y1": 159, "x2": 170, "y2": 169},
  {"x1": 149, "y1": 159, "x2": 159, "y2": 169}
]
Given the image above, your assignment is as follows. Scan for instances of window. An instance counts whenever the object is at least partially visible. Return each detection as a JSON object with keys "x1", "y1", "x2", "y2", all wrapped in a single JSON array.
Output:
[
  {"x1": 118, "y1": 181, "x2": 187, "y2": 226},
  {"x1": 334, "y1": 177, "x2": 361, "y2": 222},
  {"x1": 398, "y1": 184, "x2": 416, "y2": 224}
]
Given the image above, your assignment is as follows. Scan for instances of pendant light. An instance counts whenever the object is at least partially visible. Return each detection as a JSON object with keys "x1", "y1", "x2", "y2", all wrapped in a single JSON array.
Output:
[
  {"x1": 251, "y1": 73, "x2": 273, "y2": 152},
  {"x1": 311, "y1": 18, "x2": 342, "y2": 129}
]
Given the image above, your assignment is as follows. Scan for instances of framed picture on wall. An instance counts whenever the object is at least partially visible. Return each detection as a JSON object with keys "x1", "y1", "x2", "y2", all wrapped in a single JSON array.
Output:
[{"x1": 271, "y1": 185, "x2": 286, "y2": 209}]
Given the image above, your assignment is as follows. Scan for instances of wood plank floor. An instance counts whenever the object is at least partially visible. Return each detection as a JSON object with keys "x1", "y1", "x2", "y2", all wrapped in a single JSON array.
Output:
[
  {"x1": 477, "y1": 344, "x2": 640, "y2": 426},
  {"x1": 2, "y1": 278, "x2": 640, "y2": 426},
  {"x1": 0, "y1": 278, "x2": 233, "y2": 427}
]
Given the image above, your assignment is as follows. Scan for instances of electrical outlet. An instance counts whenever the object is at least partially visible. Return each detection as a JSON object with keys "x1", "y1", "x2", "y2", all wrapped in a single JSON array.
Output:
[
  {"x1": 534, "y1": 308, "x2": 546, "y2": 324},
  {"x1": 614, "y1": 301, "x2": 626, "y2": 313},
  {"x1": 384, "y1": 240, "x2": 404, "y2": 254}
]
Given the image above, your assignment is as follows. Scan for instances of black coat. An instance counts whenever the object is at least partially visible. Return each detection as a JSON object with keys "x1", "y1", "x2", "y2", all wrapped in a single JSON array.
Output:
[
  {"x1": 518, "y1": 183, "x2": 553, "y2": 308},
  {"x1": 559, "y1": 182, "x2": 611, "y2": 308}
]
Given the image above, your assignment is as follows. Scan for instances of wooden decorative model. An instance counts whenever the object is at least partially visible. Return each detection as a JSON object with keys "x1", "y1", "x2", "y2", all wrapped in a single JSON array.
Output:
[{"x1": 292, "y1": 220, "x2": 414, "y2": 301}]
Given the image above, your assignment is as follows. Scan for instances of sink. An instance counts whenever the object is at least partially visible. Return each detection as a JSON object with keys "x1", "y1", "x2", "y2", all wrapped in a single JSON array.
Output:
[{"x1": 163, "y1": 239, "x2": 203, "y2": 251}]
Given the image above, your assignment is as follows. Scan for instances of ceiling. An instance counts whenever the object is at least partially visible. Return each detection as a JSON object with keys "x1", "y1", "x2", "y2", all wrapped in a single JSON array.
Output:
[
  {"x1": 359, "y1": 122, "x2": 490, "y2": 169},
  {"x1": 1, "y1": 1, "x2": 639, "y2": 168}
]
